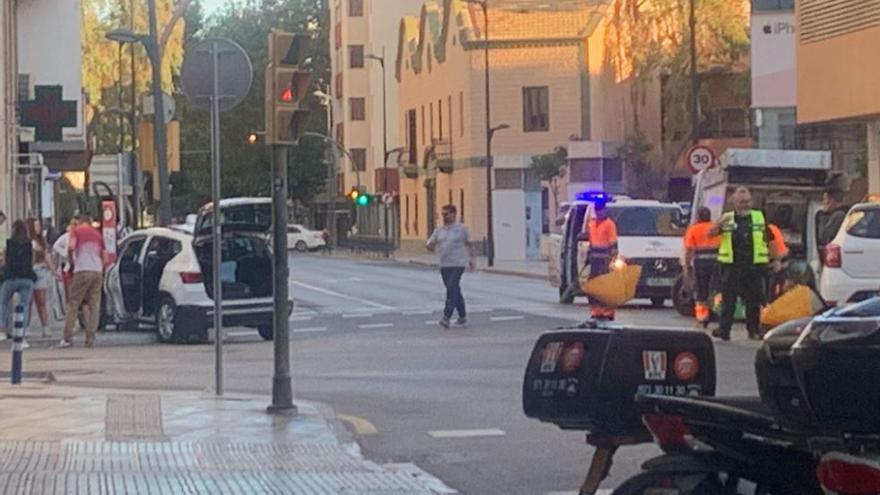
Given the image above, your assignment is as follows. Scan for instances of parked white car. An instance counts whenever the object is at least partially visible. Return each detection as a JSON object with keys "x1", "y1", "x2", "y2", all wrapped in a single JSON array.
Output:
[
  {"x1": 104, "y1": 198, "x2": 289, "y2": 343},
  {"x1": 819, "y1": 202, "x2": 880, "y2": 305},
  {"x1": 287, "y1": 224, "x2": 325, "y2": 252}
]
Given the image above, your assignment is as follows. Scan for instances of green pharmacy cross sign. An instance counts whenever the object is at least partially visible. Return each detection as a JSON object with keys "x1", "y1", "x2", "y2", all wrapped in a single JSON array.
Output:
[{"x1": 20, "y1": 85, "x2": 77, "y2": 142}]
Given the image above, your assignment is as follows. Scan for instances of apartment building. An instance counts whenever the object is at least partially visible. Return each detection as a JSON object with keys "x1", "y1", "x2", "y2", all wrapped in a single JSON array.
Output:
[
  {"x1": 328, "y1": 0, "x2": 424, "y2": 198},
  {"x1": 796, "y1": 0, "x2": 880, "y2": 192}
]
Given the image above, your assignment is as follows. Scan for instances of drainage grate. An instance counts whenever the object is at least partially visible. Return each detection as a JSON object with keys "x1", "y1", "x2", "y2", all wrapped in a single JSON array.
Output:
[{"x1": 105, "y1": 394, "x2": 165, "y2": 441}]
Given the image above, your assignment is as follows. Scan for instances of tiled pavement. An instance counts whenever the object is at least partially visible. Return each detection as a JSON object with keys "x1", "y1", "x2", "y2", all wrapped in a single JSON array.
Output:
[{"x1": 0, "y1": 384, "x2": 454, "y2": 494}]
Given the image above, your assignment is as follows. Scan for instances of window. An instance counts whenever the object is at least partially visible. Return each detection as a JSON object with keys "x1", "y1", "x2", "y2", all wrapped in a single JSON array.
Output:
[
  {"x1": 405, "y1": 195, "x2": 410, "y2": 234},
  {"x1": 351, "y1": 148, "x2": 367, "y2": 172},
  {"x1": 120, "y1": 237, "x2": 147, "y2": 264},
  {"x1": 420, "y1": 106, "x2": 426, "y2": 146},
  {"x1": 459, "y1": 92, "x2": 464, "y2": 137},
  {"x1": 349, "y1": 45, "x2": 364, "y2": 68},
  {"x1": 438, "y1": 99, "x2": 444, "y2": 140},
  {"x1": 448, "y1": 95, "x2": 453, "y2": 144},
  {"x1": 414, "y1": 197, "x2": 420, "y2": 235},
  {"x1": 460, "y1": 189, "x2": 465, "y2": 223},
  {"x1": 606, "y1": 206, "x2": 685, "y2": 237},
  {"x1": 569, "y1": 158, "x2": 601, "y2": 182},
  {"x1": 603, "y1": 158, "x2": 623, "y2": 182},
  {"x1": 406, "y1": 109, "x2": 417, "y2": 164},
  {"x1": 146, "y1": 236, "x2": 182, "y2": 259},
  {"x1": 845, "y1": 209, "x2": 880, "y2": 239},
  {"x1": 350, "y1": 97, "x2": 365, "y2": 121},
  {"x1": 429, "y1": 102, "x2": 434, "y2": 141},
  {"x1": 349, "y1": 0, "x2": 363, "y2": 16},
  {"x1": 523, "y1": 86, "x2": 550, "y2": 132},
  {"x1": 336, "y1": 123, "x2": 344, "y2": 146},
  {"x1": 287, "y1": 226, "x2": 302, "y2": 234},
  {"x1": 448, "y1": 189, "x2": 453, "y2": 204},
  {"x1": 495, "y1": 170, "x2": 524, "y2": 190}
]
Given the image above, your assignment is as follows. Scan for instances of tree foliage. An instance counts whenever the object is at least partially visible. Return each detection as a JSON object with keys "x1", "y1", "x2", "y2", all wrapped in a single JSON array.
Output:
[{"x1": 530, "y1": 146, "x2": 568, "y2": 212}]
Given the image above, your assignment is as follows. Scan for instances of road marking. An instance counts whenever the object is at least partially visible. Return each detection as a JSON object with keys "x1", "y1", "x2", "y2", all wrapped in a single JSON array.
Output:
[
  {"x1": 343, "y1": 313, "x2": 373, "y2": 319},
  {"x1": 227, "y1": 330, "x2": 254, "y2": 338},
  {"x1": 428, "y1": 428, "x2": 506, "y2": 439},
  {"x1": 292, "y1": 281, "x2": 395, "y2": 310},
  {"x1": 468, "y1": 308, "x2": 493, "y2": 314},
  {"x1": 425, "y1": 320, "x2": 440, "y2": 325},
  {"x1": 358, "y1": 323, "x2": 394, "y2": 329},
  {"x1": 336, "y1": 414, "x2": 378, "y2": 435},
  {"x1": 490, "y1": 315, "x2": 525, "y2": 322},
  {"x1": 402, "y1": 310, "x2": 433, "y2": 316},
  {"x1": 293, "y1": 326, "x2": 328, "y2": 334},
  {"x1": 290, "y1": 316, "x2": 313, "y2": 322}
]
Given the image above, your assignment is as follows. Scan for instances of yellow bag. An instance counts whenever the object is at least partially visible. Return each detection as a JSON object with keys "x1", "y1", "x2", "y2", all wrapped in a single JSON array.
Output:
[
  {"x1": 581, "y1": 264, "x2": 643, "y2": 307},
  {"x1": 760, "y1": 285, "x2": 823, "y2": 328}
]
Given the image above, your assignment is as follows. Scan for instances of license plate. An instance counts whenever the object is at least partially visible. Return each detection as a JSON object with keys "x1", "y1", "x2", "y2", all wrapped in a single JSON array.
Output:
[
  {"x1": 645, "y1": 490, "x2": 680, "y2": 495},
  {"x1": 646, "y1": 277, "x2": 674, "y2": 287}
]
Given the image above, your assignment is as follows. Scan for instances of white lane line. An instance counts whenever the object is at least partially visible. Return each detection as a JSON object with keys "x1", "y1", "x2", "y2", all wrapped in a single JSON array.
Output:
[
  {"x1": 293, "y1": 326, "x2": 328, "y2": 334},
  {"x1": 425, "y1": 320, "x2": 440, "y2": 325},
  {"x1": 358, "y1": 323, "x2": 394, "y2": 329},
  {"x1": 290, "y1": 316, "x2": 314, "y2": 322},
  {"x1": 402, "y1": 310, "x2": 433, "y2": 316},
  {"x1": 428, "y1": 429, "x2": 506, "y2": 439},
  {"x1": 227, "y1": 331, "x2": 254, "y2": 338},
  {"x1": 490, "y1": 315, "x2": 525, "y2": 322},
  {"x1": 292, "y1": 281, "x2": 395, "y2": 310},
  {"x1": 343, "y1": 313, "x2": 374, "y2": 319}
]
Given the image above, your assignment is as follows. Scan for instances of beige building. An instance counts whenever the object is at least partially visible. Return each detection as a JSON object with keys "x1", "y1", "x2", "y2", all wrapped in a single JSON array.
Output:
[
  {"x1": 796, "y1": 1, "x2": 880, "y2": 192},
  {"x1": 1, "y1": 2, "x2": 17, "y2": 226},
  {"x1": 328, "y1": 0, "x2": 424, "y2": 198},
  {"x1": 394, "y1": 0, "x2": 662, "y2": 260}
]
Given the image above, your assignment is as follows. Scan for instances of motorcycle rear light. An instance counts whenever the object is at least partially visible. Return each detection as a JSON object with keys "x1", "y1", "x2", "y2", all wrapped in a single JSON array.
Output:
[
  {"x1": 180, "y1": 272, "x2": 203, "y2": 284},
  {"x1": 824, "y1": 244, "x2": 842, "y2": 268},
  {"x1": 642, "y1": 414, "x2": 694, "y2": 452},
  {"x1": 817, "y1": 452, "x2": 880, "y2": 495}
]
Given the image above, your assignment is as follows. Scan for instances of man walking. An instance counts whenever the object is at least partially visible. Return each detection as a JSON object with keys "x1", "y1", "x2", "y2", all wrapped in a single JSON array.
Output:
[
  {"x1": 584, "y1": 203, "x2": 619, "y2": 321},
  {"x1": 426, "y1": 204, "x2": 475, "y2": 328},
  {"x1": 60, "y1": 215, "x2": 106, "y2": 348},
  {"x1": 683, "y1": 207, "x2": 720, "y2": 328},
  {"x1": 710, "y1": 187, "x2": 777, "y2": 341}
]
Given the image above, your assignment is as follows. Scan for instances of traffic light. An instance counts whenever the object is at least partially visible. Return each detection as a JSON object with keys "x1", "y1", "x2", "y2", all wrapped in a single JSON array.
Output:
[
  {"x1": 346, "y1": 187, "x2": 374, "y2": 207},
  {"x1": 266, "y1": 30, "x2": 312, "y2": 145}
]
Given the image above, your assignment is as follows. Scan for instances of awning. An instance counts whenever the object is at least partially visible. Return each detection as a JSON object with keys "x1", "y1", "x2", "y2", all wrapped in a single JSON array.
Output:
[{"x1": 29, "y1": 140, "x2": 91, "y2": 172}]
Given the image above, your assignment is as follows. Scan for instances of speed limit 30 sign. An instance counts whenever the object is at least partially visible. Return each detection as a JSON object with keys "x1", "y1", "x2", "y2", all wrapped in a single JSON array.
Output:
[{"x1": 687, "y1": 145, "x2": 716, "y2": 174}]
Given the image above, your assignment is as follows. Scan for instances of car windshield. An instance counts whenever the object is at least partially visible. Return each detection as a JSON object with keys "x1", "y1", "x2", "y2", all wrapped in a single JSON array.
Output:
[
  {"x1": 834, "y1": 297, "x2": 880, "y2": 318},
  {"x1": 197, "y1": 203, "x2": 272, "y2": 235},
  {"x1": 844, "y1": 208, "x2": 880, "y2": 239},
  {"x1": 607, "y1": 206, "x2": 685, "y2": 237}
]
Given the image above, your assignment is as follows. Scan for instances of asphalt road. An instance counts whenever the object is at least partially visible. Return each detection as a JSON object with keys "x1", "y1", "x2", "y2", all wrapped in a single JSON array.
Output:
[{"x1": 8, "y1": 253, "x2": 763, "y2": 495}]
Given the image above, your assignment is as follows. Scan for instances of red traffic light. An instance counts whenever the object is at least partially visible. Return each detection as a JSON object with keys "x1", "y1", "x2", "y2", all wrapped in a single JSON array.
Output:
[{"x1": 280, "y1": 87, "x2": 293, "y2": 102}]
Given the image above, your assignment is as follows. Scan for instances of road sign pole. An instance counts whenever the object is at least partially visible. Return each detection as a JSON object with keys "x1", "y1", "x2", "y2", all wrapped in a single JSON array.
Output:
[
  {"x1": 10, "y1": 304, "x2": 25, "y2": 384},
  {"x1": 268, "y1": 144, "x2": 296, "y2": 415},
  {"x1": 210, "y1": 41, "x2": 224, "y2": 397}
]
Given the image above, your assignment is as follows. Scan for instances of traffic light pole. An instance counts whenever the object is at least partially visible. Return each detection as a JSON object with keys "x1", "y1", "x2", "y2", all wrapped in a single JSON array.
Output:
[{"x1": 268, "y1": 144, "x2": 296, "y2": 415}]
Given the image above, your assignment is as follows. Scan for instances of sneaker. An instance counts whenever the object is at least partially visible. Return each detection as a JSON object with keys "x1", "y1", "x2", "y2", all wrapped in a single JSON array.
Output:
[
  {"x1": 20, "y1": 340, "x2": 30, "y2": 350},
  {"x1": 455, "y1": 318, "x2": 467, "y2": 326},
  {"x1": 439, "y1": 318, "x2": 451, "y2": 329},
  {"x1": 57, "y1": 339, "x2": 72, "y2": 348}
]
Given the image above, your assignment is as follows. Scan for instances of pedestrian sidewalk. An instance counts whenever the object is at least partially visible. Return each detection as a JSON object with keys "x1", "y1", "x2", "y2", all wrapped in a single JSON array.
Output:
[
  {"x1": 0, "y1": 382, "x2": 455, "y2": 494},
  {"x1": 397, "y1": 254, "x2": 548, "y2": 280}
]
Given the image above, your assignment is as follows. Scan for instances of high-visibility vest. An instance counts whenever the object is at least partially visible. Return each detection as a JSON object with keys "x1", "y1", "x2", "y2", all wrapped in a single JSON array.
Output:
[
  {"x1": 717, "y1": 210, "x2": 770, "y2": 265},
  {"x1": 684, "y1": 221, "x2": 721, "y2": 261},
  {"x1": 588, "y1": 218, "x2": 618, "y2": 259}
]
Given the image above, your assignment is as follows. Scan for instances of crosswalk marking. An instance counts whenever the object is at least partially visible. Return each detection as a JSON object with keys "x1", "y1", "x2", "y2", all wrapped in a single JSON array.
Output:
[
  {"x1": 358, "y1": 323, "x2": 394, "y2": 329},
  {"x1": 428, "y1": 428, "x2": 506, "y2": 439},
  {"x1": 490, "y1": 315, "x2": 525, "y2": 322},
  {"x1": 293, "y1": 327, "x2": 328, "y2": 334}
]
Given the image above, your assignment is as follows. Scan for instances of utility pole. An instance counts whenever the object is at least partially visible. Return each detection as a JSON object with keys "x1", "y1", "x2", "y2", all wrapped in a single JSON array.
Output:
[
  {"x1": 689, "y1": 0, "x2": 699, "y2": 145},
  {"x1": 147, "y1": 0, "x2": 171, "y2": 225}
]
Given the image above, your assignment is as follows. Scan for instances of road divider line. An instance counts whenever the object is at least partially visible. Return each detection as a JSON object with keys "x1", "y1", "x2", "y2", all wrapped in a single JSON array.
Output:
[
  {"x1": 490, "y1": 315, "x2": 525, "y2": 322},
  {"x1": 336, "y1": 414, "x2": 378, "y2": 435},
  {"x1": 358, "y1": 323, "x2": 394, "y2": 329},
  {"x1": 427, "y1": 428, "x2": 506, "y2": 439},
  {"x1": 343, "y1": 314, "x2": 373, "y2": 319},
  {"x1": 290, "y1": 316, "x2": 314, "y2": 322},
  {"x1": 292, "y1": 281, "x2": 395, "y2": 310},
  {"x1": 293, "y1": 327, "x2": 328, "y2": 334}
]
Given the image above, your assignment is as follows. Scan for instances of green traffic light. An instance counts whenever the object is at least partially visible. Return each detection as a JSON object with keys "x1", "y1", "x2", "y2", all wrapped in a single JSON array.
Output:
[{"x1": 356, "y1": 195, "x2": 369, "y2": 206}]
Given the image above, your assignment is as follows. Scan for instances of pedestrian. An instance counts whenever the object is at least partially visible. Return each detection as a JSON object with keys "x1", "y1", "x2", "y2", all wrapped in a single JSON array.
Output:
[
  {"x1": 59, "y1": 215, "x2": 106, "y2": 348},
  {"x1": 584, "y1": 202, "x2": 619, "y2": 321},
  {"x1": 767, "y1": 214, "x2": 791, "y2": 301},
  {"x1": 683, "y1": 207, "x2": 720, "y2": 328},
  {"x1": 322, "y1": 229, "x2": 332, "y2": 255},
  {"x1": 426, "y1": 204, "x2": 475, "y2": 328},
  {"x1": 710, "y1": 186, "x2": 778, "y2": 341},
  {"x1": 28, "y1": 218, "x2": 57, "y2": 337},
  {"x1": 816, "y1": 189, "x2": 847, "y2": 264},
  {"x1": 0, "y1": 220, "x2": 36, "y2": 347}
]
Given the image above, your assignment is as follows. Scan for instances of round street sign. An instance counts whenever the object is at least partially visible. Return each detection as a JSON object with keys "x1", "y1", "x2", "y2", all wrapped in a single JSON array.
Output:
[
  {"x1": 687, "y1": 145, "x2": 716, "y2": 174},
  {"x1": 180, "y1": 38, "x2": 253, "y2": 113}
]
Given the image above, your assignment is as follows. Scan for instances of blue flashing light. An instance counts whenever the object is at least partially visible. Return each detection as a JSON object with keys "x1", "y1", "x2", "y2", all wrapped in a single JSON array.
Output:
[{"x1": 576, "y1": 191, "x2": 612, "y2": 205}]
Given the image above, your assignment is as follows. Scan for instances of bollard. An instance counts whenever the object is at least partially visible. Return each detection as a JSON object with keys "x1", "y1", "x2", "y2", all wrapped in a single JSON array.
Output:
[{"x1": 11, "y1": 304, "x2": 25, "y2": 384}]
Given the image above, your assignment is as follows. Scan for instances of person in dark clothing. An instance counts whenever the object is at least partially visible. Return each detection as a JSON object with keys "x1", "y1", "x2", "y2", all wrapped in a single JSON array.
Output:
[
  {"x1": 710, "y1": 187, "x2": 779, "y2": 341},
  {"x1": 816, "y1": 190, "x2": 847, "y2": 263},
  {"x1": 0, "y1": 220, "x2": 36, "y2": 345}
]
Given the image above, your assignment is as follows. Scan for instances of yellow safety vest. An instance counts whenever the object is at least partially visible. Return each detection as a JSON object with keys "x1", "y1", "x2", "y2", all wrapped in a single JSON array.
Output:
[{"x1": 717, "y1": 210, "x2": 770, "y2": 265}]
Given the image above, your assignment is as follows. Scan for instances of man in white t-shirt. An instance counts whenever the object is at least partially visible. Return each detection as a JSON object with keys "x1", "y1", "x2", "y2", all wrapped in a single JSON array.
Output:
[{"x1": 426, "y1": 204, "x2": 475, "y2": 328}]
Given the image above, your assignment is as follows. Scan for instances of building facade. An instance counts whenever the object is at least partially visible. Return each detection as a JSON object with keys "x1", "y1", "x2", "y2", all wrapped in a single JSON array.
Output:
[
  {"x1": 796, "y1": 0, "x2": 879, "y2": 192},
  {"x1": 328, "y1": 0, "x2": 424, "y2": 198}
]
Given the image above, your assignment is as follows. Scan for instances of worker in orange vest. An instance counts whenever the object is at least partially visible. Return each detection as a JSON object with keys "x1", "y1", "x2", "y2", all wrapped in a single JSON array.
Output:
[
  {"x1": 767, "y1": 222, "x2": 790, "y2": 300},
  {"x1": 683, "y1": 207, "x2": 721, "y2": 328},
  {"x1": 586, "y1": 203, "x2": 619, "y2": 320}
]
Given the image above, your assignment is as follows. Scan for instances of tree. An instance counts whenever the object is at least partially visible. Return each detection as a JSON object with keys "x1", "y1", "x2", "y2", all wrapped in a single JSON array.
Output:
[
  {"x1": 530, "y1": 146, "x2": 568, "y2": 216},
  {"x1": 603, "y1": 0, "x2": 750, "y2": 173}
]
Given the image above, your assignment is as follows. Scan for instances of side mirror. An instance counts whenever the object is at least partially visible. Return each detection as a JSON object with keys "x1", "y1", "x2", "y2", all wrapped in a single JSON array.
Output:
[{"x1": 576, "y1": 231, "x2": 589, "y2": 242}]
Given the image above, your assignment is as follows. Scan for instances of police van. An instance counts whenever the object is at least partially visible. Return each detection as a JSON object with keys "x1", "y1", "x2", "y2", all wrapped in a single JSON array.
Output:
[{"x1": 548, "y1": 193, "x2": 686, "y2": 306}]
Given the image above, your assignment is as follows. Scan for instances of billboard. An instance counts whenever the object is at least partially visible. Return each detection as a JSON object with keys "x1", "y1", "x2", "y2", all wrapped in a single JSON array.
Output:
[{"x1": 751, "y1": 11, "x2": 796, "y2": 108}]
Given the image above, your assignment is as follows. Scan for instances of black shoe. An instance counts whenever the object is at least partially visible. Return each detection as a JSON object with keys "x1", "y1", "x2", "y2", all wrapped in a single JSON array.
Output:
[
  {"x1": 748, "y1": 333, "x2": 763, "y2": 341},
  {"x1": 711, "y1": 328, "x2": 731, "y2": 342}
]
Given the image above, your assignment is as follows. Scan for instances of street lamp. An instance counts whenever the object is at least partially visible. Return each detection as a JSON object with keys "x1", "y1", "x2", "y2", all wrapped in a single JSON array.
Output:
[
  {"x1": 465, "y1": 0, "x2": 497, "y2": 266},
  {"x1": 311, "y1": 90, "x2": 337, "y2": 244},
  {"x1": 365, "y1": 50, "x2": 394, "y2": 252}
]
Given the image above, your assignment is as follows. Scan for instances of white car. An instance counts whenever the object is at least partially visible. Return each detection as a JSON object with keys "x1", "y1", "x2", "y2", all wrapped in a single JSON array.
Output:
[
  {"x1": 104, "y1": 198, "x2": 287, "y2": 343},
  {"x1": 819, "y1": 202, "x2": 880, "y2": 305},
  {"x1": 287, "y1": 224, "x2": 325, "y2": 252}
]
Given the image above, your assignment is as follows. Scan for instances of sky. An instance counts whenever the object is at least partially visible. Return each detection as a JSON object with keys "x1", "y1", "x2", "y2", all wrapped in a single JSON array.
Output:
[{"x1": 200, "y1": 0, "x2": 227, "y2": 14}]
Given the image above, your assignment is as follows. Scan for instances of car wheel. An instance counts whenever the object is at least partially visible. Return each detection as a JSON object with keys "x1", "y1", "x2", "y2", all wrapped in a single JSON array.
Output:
[
  {"x1": 257, "y1": 325, "x2": 274, "y2": 341},
  {"x1": 295, "y1": 241, "x2": 308, "y2": 252},
  {"x1": 156, "y1": 297, "x2": 183, "y2": 344},
  {"x1": 650, "y1": 297, "x2": 665, "y2": 308},
  {"x1": 559, "y1": 280, "x2": 575, "y2": 304}
]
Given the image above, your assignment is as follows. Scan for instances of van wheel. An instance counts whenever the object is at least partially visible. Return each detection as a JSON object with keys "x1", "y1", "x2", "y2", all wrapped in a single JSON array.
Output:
[
  {"x1": 257, "y1": 325, "x2": 274, "y2": 341},
  {"x1": 294, "y1": 241, "x2": 308, "y2": 252},
  {"x1": 559, "y1": 282, "x2": 575, "y2": 304}
]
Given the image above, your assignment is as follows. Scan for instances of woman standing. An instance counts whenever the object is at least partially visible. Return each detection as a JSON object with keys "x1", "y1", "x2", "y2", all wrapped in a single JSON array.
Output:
[
  {"x1": 28, "y1": 218, "x2": 56, "y2": 337},
  {"x1": 0, "y1": 220, "x2": 36, "y2": 347}
]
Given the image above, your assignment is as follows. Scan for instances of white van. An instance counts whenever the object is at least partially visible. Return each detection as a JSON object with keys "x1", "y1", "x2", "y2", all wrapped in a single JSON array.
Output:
[{"x1": 548, "y1": 197, "x2": 686, "y2": 306}]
